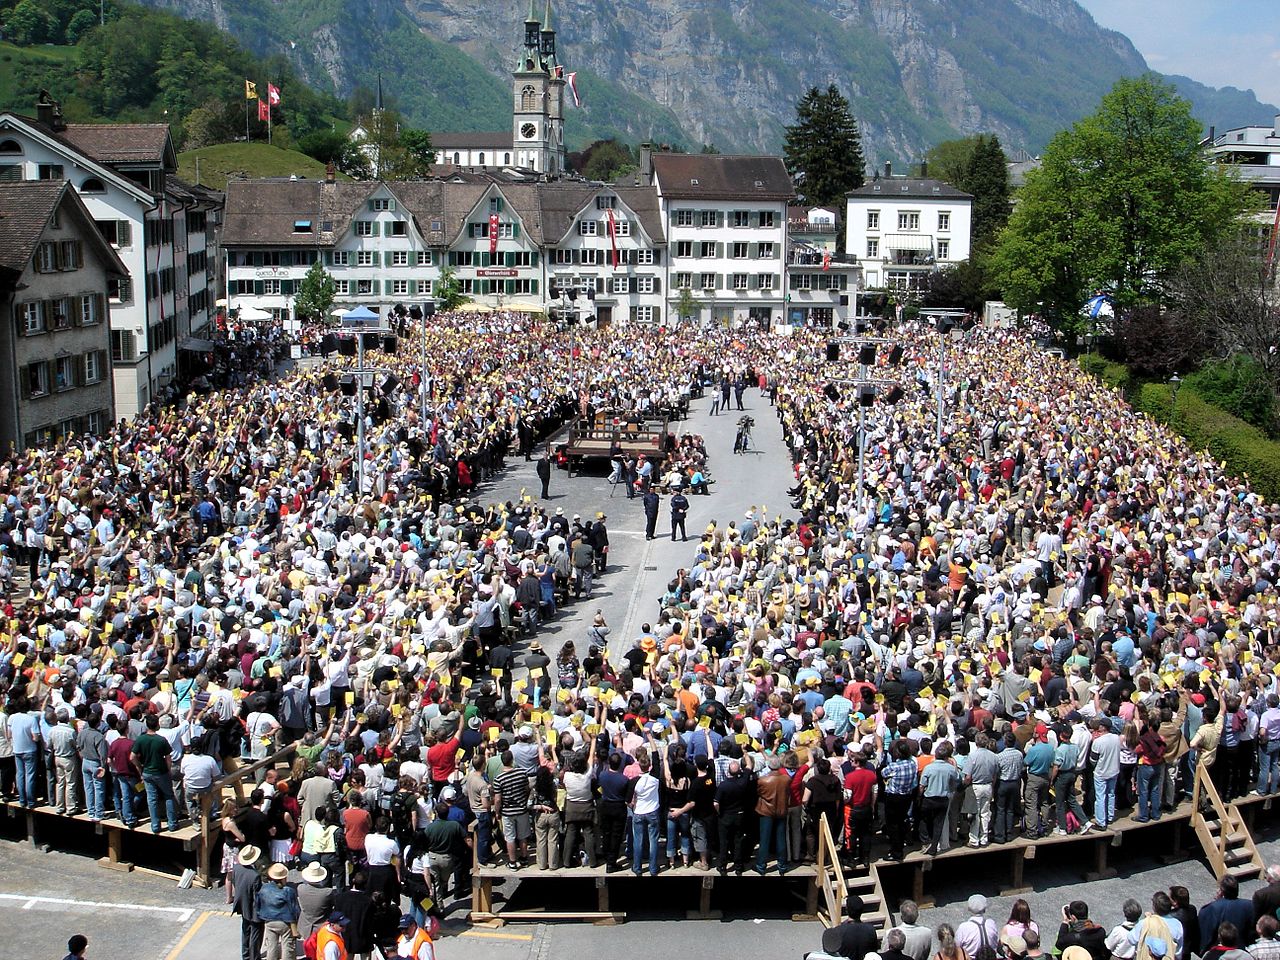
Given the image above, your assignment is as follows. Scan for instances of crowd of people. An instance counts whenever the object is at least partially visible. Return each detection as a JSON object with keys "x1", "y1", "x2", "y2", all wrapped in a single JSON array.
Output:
[
  {"x1": 3, "y1": 310, "x2": 1280, "y2": 954},
  {"x1": 815, "y1": 875, "x2": 1280, "y2": 960}
]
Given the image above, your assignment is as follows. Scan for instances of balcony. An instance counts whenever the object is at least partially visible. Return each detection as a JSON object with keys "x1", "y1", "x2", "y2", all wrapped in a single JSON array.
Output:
[
  {"x1": 787, "y1": 249, "x2": 859, "y2": 268},
  {"x1": 788, "y1": 220, "x2": 837, "y2": 234}
]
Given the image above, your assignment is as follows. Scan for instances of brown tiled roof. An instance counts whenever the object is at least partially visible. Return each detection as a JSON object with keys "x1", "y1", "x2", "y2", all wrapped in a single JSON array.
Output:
[
  {"x1": 651, "y1": 154, "x2": 794, "y2": 200},
  {"x1": 0, "y1": 179, "x2": 127, "y2": 280},
  {"x1": 0, "y1": 180, "x2": 64, "y2": 275},
  {"x1": 61, "y1": 123, "x2": 173, "y2": 166},
  {"x1": 221, "y1": 178, "x2": 667, "y2": 249}
]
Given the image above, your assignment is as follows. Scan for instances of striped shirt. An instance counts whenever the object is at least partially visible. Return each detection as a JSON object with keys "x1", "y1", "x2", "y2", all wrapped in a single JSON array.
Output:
[{"x1": 492, "y1": 767, "x2": 531, "y2": 812}]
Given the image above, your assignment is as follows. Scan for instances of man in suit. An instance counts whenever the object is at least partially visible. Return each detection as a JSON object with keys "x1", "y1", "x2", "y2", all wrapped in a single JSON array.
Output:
[
  {"x1": 231, "y1": 845, "x2": 264, "y2": 960},
  {"x1": 643, "y1": 489, "x2": 660, "y2": 541},
  {"x1": 536, "y1": 453, "x2": 551, "y2": 500}
]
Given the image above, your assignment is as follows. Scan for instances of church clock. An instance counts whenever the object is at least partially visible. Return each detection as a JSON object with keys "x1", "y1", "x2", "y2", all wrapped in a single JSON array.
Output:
[{"x1": 521, "y1": 122, "x2": 538, "y2": 140}]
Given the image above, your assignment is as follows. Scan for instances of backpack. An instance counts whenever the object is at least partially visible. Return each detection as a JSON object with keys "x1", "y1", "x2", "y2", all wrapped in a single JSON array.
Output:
[
  {"x1": 974, "y1": 923, "x2": 999, "y2": 960},
  {"x1": 302, "y1": 929, "x2": 319, "y2": 960}
]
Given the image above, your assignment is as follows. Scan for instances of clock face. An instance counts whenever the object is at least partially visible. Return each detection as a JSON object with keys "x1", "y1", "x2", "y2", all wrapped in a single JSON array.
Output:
[{"x1": 521, "y1": 122, "x2": 538, "y2": 140}]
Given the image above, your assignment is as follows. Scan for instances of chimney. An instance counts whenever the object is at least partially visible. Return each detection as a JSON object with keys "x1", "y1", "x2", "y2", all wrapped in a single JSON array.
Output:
[
  {"x1": 35, "y1": 90, "x2": 64, "y2": 131},
  {"x1": 1208, "y1": 125, "x2": 1215, "y2": 144},
  {"x1": 325, "y1": 162, "x2": 336, "y2": 184},
  {"x1": 639, "y1": 142, "x2": 653, "y2": 184},
  {"x1": 920, "y1": 160, "x2": 928, "y2": 178},
  {"x1": 884, "y1": 160, "x2": 892, "y2": 179}
]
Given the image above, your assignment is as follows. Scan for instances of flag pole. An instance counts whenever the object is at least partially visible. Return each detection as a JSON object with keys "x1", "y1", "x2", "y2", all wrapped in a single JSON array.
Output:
[
  {"x1": 245, "y1": 95, "x2": 250, "y2": 142},
  {"x1": 268, "y1": 94, "x2": 272, "y2": 145}
]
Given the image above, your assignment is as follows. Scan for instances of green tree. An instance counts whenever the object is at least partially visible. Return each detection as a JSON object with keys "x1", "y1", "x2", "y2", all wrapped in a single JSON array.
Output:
[
  {"x1": 65, "y1": 7, "x2": 96, "y2": 42},
  {"x1": 783, "y1": 84, "x2": 865, "y2": 208},
  {"x1": 298, "y1": 129, "x2": 370, "y2": 178},
  {"x1": 962, "y1": 135, "x2": 1009, "y2": 249},
  {"x1": 674, "y1": 287, "x2": 703, "y2": 325},
  {"x1": 434, "y1": 267, "x2": 466, "y2": 311},
  {"x1": 398, "y1": 128, "x2": 436, "y2": 176},
  {"x1": 7, "y1": 0, "x2": 57, "y2": 44},
  {"x1": 573, "y1": 139, "x2": 636, "y2": 182},
  {"x1": 293, "y1": 261, "x2": 336, "y2": 324},
  {"x1": 990, "y1": 75, "x2": 1255, "y2": 324},
  {"x1": 920, "y1": 136, "x2": 981, "y2": 187}
]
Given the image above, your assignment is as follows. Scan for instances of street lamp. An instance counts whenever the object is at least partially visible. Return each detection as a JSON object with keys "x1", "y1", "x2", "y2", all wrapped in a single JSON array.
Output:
[
  {"x1": 1169, "y1": 373, "x2": 1182, "y2": 415},
  {"x1": 411, "y1": 301, "x2": 435, "y2": 427}
]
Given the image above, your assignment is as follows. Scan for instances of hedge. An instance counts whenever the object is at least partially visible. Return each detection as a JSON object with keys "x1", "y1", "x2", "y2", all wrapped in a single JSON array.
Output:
[
  {"x1": 1076, "y1": 353, "x2": 1131, "y2": 392},
  {"x1": 1133, "y1": 382, "x2": 1280, "y2": 503}
]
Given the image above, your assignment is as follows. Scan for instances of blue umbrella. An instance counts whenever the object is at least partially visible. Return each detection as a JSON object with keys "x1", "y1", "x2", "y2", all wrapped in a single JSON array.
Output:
[{"x1": 341, "y1": 306, "x2": 378, "y2": 323}]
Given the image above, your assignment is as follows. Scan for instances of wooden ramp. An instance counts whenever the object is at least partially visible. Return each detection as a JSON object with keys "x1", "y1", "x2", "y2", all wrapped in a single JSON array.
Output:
[{"x1": 1193, "y1": 765, "x2": 1265, "y2": 883}]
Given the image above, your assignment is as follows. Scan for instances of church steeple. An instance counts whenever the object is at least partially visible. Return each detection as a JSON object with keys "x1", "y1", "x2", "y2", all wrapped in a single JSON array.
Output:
[
  {"x1": 539, "y1": 0, "x2": 556, "y2": 62},
  {"x1": 524, "y1": 0, "x2": 540, "y2": 51}
]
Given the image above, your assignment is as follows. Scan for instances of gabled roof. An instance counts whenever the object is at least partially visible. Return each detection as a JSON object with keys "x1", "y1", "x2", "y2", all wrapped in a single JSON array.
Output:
[
  {"x1": 651, "y1": 154, "x2": 794, "y2": 201},
  {"x1": 848, "y1": 177, "x2": 972, "y2": 201},
  {"x1": 220, "y1": 177, "x2": 667, "y2": 249},
  {"x1": 0, "y1": 179, "x2": 128, "y2": 280},
  {"x1": 61, "y1": 123, "x2": 176, "y2": 169},
  {"x1": 0, "y1": 113, "x2": 158, "y2": 206}
]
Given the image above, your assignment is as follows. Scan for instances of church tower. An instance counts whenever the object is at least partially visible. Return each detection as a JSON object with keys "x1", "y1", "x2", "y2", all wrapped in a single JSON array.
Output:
[{"x1": 512, "y1": 0, "x2": 566, "y2": 175}]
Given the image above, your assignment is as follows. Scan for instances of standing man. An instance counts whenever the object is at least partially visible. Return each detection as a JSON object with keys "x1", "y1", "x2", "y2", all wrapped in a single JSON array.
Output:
[
  {"x1": 131, "y1": 713, "x2": 179, "y2": 834},
  {"x1": 536, "y1": 452, "x2": 551, "y2": 501},
  {"x1": 256, "y1": 862, "x2": 300, "y2": 960},
  {"x1": 670, "y1": 490, "x2": 689, "y2": 542},
  {"x1": 643, "y1": 488, "x2": 660, "y2": 541},
  {"x1": 232, "y1": 845, "x2": 265, "y2": 960},
  {"x1": 754, "y1": 755, "x2": 792, "y2": 875}
]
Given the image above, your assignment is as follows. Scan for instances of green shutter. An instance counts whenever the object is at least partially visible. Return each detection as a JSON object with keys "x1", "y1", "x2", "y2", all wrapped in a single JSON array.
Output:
[
  {"x1": 511, "y1": 223, "x2": 520, "y2": 238},
  {"x1": 531, "y1": 279, "x2": 538, "y2": 294},
  {"x1": 387, "y1": 199, "x2": 396, "y2": 211},
  {"x1": 254, "y1": 280, "x2": 264, "y2": 296},
  {"x1": 531, "y1": 251, "x2": 539, "y2": 267},
  {"x1": 505, "y1": 279, "x2": 515, "y2": 295},
  {"x1": 409, "y1": 280, "x2": 417, "y2": 295},
  {"x1": 384, "y1": 280, "x2": 393, "y2": 295},
  {"x1": 323, "y1": 251, "x2": 333, "y2": 266},
  {"x1": 368, "y1": 200, "x2": 376, "y2": 212},
  {"x1": 505, "y1": 252, "x2": 514, "y2": 268},
  {"x1": 371, "y1": 222, "x2": 380, "y2": 236}
]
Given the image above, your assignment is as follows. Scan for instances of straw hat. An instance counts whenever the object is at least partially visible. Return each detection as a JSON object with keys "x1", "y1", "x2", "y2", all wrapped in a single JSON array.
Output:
[
  {"x1": 237, "y1": 845, "x2": 262, "y2": 866},
  {"x1": 300, "y1": 862, "x2": 329, "y2": 885}
]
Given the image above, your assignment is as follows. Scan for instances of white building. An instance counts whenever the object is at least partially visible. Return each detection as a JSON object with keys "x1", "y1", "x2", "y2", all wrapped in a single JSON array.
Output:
[
  {"x1": 647, "y1": 149, "x2": 793, "y2": 327},
  {"x1": 221, "y1": 170, "x2": 667, "y2": 325},
  {"x1": 431, "y1": 0, "x2": 567, "y2": 176},
  {"x1": 846, "y1": 165, "x2": 972, "y2": 292},
  {"x1": 1205, "y1": 115, "x2": 1280, "y2": 223},
  {"x1": 0, "y1": 95, "x2": 222, "y2": 419}
]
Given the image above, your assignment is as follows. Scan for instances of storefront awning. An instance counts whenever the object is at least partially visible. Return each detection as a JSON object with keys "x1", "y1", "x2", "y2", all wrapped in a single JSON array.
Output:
[{"x1": 178, "y1": 337, "x2": 216, "y2": 352}]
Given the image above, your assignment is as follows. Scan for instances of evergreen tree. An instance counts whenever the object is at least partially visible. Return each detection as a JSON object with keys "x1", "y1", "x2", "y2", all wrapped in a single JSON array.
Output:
[
  {"x1": 959, "y1": 134, "x2": 1009, "y2": 249},
  {"x1": 783, "y1": 85, "x2": 865, "y2": 208}
]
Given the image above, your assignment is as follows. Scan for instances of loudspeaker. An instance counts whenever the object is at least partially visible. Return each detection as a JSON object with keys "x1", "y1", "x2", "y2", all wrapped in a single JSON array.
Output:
[
  {"x1": 549, "y1": 285, "x2": 560, "y2": 300},
  {"x1": 422, "y1": 301, "x2": 436, "y2": 318},
  {"x1": 858, "y1": 385, "x2": 876, "y2": 407},
  {"x1": 883, "y1": 385, "x2": 904, "y2": 404},
  {"x1": 322, "y1": 373, "x2": 340, "y2": 393},
  {"x1": 855, "y1": 318, "x2": 868, "y2": 335},
  {"x1": 337, "y1": 337, "x2": 357, "y2": 357},
  {"x1": 822, "y1": 383, "x2": 841, "y2": 402},
  {"x1": 858, "y1": 344, "x2": 876, "y2": 366},
  {"x1": 408, "y1": 305, "x2": 423, "y2": 321},
  {"x1": 320, "y1": 334, "x2": 338, "y2": 356},
  {"x1": 887, "y1": 344, "x2": 904, "y2": 366},
  {"x1": 393, "y1": 303, "x2": 407, "y2": 317},
  {"x1": 381, "y1": 374, "x2": 400, "y2": 396},
  {"x1": 825, "y1": 342, "x2": 840, "y2": 362},
  {"x1": 382, "y1": 335, "x2": 398, "y2": 355},
  {"x1": 938, "y1": 317, "x2": 955, "y2": 334},
  {"x1": 361, "y1": 332, "x2": 379, "y2": 351},
  {"x1": 339, "y1": 377, "x2": 358, "y2": 397},
  {"x1": 336, "y1": 421, "x2": 354, "y2": 439}
]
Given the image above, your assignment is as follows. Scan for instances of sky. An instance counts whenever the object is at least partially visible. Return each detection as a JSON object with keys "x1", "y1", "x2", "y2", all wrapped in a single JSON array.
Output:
[{"x1": 1076, "y1": 0, "x2": 1280, "y2": 107}]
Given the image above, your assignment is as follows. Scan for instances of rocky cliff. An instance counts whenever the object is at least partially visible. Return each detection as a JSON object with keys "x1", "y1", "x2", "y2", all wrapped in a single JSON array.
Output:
[{"x1": 137, "y1": 0, "x2": 1279, "y2": 160}]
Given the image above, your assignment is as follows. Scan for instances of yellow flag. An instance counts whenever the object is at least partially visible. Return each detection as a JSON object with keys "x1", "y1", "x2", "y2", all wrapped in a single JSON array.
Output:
[{"x1": 245, "y1": 80, "x2": 258, "y2": 100}]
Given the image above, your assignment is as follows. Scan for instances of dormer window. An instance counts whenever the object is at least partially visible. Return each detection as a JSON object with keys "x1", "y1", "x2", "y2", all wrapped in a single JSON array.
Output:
[{"x1": 293, "y1": 220, "x2": 313, "y2": 233}]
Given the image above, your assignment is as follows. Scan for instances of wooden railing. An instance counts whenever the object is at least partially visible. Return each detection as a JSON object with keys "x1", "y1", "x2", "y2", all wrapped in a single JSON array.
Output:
[
  {"x1": 814, "y1": 814, "x2": 848, "y2": 926},
  {"x1": 196, "y1": 742, "x2": 298, "y2": 887},
  {"x1": 1191, "y1": 762, "x2": 1234, "y2": 876}
]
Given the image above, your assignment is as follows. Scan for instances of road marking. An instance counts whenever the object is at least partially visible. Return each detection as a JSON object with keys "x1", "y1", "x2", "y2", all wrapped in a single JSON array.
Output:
[
  {"x1": 461, "y1": 930, "x2": 534, "y2": 941},
  {"x1": 615, "y1": 533, "x2": 654, "y2": 658},
  {"x1": 0, "y1": 893, "x2": 193, "y2": 922},
  {"x1": 164, "y1": 909, "x2": 212, "y2": 960}
]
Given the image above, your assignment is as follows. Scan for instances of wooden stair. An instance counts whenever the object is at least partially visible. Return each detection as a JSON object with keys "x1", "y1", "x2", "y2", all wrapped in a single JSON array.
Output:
[
  {"x1": 1192, "y1": 765, "x2": 1265, "y2": 882},
  {"x1": 807, "y1": 816, "x2": 893, "y2": 929}
]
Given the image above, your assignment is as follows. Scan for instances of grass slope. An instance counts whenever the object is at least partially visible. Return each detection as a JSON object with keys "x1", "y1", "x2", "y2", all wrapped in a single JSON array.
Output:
[{"x1": 177, "y1": 141, "x2": 343, "y2": 191}]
